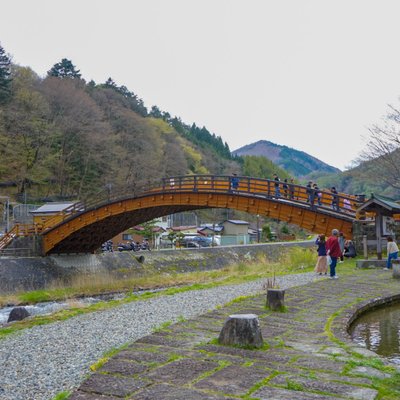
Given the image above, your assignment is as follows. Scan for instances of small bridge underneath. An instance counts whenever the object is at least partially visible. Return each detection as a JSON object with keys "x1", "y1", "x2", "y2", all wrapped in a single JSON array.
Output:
[{"x1": 0, "y1": 175, "x2": 364, "y2": 255}]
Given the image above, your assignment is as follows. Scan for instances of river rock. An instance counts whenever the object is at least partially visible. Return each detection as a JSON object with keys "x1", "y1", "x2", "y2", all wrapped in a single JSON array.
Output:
[{"x1": 7, "y1": 307, "x2": 30, "y2": 323}]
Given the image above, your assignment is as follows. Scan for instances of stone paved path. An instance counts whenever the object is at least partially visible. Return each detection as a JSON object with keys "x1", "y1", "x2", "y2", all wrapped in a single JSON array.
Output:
[{"x1": 70, "y1": 269, "x2": 400, "y2": 399}]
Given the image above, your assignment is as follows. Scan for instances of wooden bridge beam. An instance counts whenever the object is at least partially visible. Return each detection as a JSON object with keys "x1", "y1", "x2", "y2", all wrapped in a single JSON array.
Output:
[{"x1": 42, "y1": 192, "x2": 354, "y2": 255}]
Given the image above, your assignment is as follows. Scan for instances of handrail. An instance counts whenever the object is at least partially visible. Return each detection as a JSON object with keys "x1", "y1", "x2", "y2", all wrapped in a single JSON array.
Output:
[
  {"x1": 0, "y1": 175, "x2": 367, "y2": 249},
  {"x1": 41, "y1": 174, "x2": 364, "y2": 230}
]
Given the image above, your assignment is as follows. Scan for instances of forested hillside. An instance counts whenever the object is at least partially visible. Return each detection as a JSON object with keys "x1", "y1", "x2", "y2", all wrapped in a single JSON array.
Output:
[
  {"x1": 1, "y1": 43, "x2": 397, "y2": 206},
  {"x1": 0, "y1": 53, "x2": 243, "y2": 202}
]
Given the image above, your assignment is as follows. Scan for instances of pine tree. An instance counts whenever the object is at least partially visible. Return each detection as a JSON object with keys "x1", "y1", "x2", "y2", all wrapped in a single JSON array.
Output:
[
  {"x1": 47, "y1": 58, "x2": 81, "y2": 79},
  {"x1": 0, "y1": 43, "x2": 12, "y2": 104}
]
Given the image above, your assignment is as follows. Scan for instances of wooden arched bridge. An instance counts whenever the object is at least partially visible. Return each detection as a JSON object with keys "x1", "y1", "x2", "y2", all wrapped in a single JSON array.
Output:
[{"x1": 0, "y1": 175, "x2": 365, "y2": 255}]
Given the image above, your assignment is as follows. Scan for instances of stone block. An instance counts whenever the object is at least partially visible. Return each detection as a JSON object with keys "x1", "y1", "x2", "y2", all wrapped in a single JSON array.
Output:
[
  {"x1": 218, "y1": 314, "x2": 263, "y2": 348},
  {"x1": 356, "y1": 259, "x2": 386, "y2": 269},
  {"x1": 392, "y1": 260, "x2": 400, "y2": 279}
]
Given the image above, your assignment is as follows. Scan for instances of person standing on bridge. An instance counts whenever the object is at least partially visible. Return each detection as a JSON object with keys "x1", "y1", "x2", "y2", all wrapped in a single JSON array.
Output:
[
  {"x1": 313, "y1": 183, "x2": 322, "y2": 206},
  {"x1": 331, "y1": 187, "x2": 339, "y2": 211},
  {"x1": 306, "y1": 181, "x2": 314, "y2": 205},
  {"x1": 273, "y1": 174, "x2": 280, "y2": 198},
  {"x1": 326, "y1": 229, "x2": 341, "y2": 279},
  {"x1": 230, "y1": 173, "x2": 239, "y2": 192},
  {"x1": 289, "y1": 178, "x2": 295, "y2": 200},
  {"x1": 282, "y1": 178, "x2": 289, "y2": 198},
  {"x1": 315, "y1": 234, "x2": 328, "y2": 275}
]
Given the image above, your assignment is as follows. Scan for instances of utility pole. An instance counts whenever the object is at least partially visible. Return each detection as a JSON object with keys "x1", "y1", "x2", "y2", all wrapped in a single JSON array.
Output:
[{"x1": 0, "y1": 196, "x2": 10, "y2": 233}]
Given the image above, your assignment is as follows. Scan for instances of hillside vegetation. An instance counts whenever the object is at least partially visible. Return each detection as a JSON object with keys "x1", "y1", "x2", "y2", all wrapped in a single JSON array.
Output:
[
  {"x1": 0, "y1": 59, "x2": 242, "y2": 202},
  {"x1": 1, "y1": 45, "x2": 397, "y2": 205}
]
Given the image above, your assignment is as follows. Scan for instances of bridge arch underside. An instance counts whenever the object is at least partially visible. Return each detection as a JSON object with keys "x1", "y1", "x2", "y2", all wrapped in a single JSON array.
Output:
[{"x1": 42, "y1": 192, "x2": 354, "y2": 254}]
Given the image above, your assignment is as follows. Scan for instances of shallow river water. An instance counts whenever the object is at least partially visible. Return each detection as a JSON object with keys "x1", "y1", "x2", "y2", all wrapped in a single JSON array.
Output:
[{"x1": 349, "y1": 302, "x2": 400, "y2": 364}]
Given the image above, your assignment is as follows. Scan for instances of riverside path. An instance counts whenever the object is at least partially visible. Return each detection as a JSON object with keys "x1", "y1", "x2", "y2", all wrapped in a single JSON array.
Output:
[{"x1": 70, "y1": 267, "x2": 400, "y2": 400}]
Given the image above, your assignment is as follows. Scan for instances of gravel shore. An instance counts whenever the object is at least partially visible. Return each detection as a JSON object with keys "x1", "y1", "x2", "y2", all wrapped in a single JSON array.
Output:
[{"x1": 0, "y1": 272, "x2": 317, "y2": 400}]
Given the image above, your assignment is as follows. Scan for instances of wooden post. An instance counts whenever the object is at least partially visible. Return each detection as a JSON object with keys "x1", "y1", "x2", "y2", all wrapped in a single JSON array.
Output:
[
  {"x1": 375, "y1": 211, "x2": 383, "y2": 260},
  {"x1": 266, "y1": 289, "x2": 285, "y2": 311},
  {"x1": 363, "y1": 235, "x2": 368, "y2": 260}
]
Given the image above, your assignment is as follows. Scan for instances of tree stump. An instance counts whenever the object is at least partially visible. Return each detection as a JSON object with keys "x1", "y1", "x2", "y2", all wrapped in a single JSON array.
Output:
[
  {"x1": 266, "y1": 289, "x2": 285, "y2": 311},
  {"x1": 218, "y1": 314, "x2": 263, "y2": 348},
  {"x1": 392, "y1": 260, "x2": 400, "y2": 279},
  {"x1": 7, "y1": 307, "x2": 30, "y2": 323}
]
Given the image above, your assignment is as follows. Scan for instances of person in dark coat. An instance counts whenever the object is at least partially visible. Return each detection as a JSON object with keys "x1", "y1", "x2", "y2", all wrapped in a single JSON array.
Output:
[
  {"x1": 306, "y1": 181, "x2": 314, "y2": 205},
  {"x1": 230, "y1": 173, "x2": 239, "y2": 192},
  {"x1": 331, "y1": 187, "x2": 339, "y2": 211},
  {"x1": 344, "y1": 240, "x2": 357, "y2": 258},
  {"x1": 315, "y1": 234, "x2": 328, "y2": 275},
  {"x1": 273, "y1": 174, "x2": 280, "y2": 198}
]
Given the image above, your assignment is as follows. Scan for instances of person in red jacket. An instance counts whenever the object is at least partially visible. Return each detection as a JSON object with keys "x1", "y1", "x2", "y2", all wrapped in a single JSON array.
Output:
[{"x1": 326, "y1": 229, "x2": 342, "y2": 279}]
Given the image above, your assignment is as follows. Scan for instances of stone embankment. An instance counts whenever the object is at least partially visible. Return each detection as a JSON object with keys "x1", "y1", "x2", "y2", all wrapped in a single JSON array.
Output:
[{"x1": 0, "y1": 241, "x2": 313, "y2": 293}]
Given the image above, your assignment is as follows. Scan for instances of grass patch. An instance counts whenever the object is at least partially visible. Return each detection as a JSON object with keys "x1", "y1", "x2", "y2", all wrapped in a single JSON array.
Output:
[
  {"x1": 208, "y1": 337, "x2": 269, "y2": 351},
  {"x1": 286, "y1": 378, "x2": 305, "y2": 391},
  {"x1": 154, "y1": 320, "x2": 172, "y2": 333},
  {"x1": 1, "y1": 247, "x2": 318, "y2": 308},
  {"x1": 192, "y1": 360, "x2": 231, "y2": 384},
  {"x1": 89, "y1": 344, "x2": 129, "y2": 371},
  {"x1": 52, "y1": 392, "x2": 71, "y2": 400}
]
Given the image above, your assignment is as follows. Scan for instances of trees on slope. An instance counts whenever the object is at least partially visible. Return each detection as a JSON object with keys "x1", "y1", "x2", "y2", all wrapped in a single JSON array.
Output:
[
  {"x1": 360, "y1": 103, "x2": 400, "y2": 193},
  {"x1": 0, "y1": 43, "x2": 12, "y2": 104}
]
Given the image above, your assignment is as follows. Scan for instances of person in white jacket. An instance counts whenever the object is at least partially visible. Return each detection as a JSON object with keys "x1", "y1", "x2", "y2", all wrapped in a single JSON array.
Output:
[{"x1": 385, "y1": 236, "x2": 399, "y2": 270}]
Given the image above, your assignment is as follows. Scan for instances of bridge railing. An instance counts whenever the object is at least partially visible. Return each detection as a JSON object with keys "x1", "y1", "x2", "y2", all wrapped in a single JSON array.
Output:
[
  {"x1": 159, "y1": 175, "x2": 363, "y2": 216},
  {"x1": 18, "y1": 174, "x2": 365, "y2": 236}
]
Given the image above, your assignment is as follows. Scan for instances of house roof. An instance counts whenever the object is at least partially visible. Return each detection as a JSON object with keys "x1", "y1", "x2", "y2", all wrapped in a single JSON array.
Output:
[
  {"x1": 30, "y1": 202, "x2": 75, "y2": 214},
  {"x1": 357, "y1": 194, "x2": 400, "y2": 215},
  {"x1": 169, "y1": 225, "x2": 197, "y2": 232},
  {"x1": 223, "y1": 219, "x2": 249, "y2": 225},
  {"x1": 198, "y1": 226, "x2": 224, "y2": 233}
]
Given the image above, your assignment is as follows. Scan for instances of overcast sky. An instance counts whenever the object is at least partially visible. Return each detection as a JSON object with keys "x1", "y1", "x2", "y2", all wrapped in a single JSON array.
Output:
[{"x1": 2, "y1": 0, "x2": 400, "y2": 170}]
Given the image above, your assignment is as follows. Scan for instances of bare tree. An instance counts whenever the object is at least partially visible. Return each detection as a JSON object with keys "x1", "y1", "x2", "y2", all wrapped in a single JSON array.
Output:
[{"x1": 360, "y1": 104, "x2": 400, "y2": 190}]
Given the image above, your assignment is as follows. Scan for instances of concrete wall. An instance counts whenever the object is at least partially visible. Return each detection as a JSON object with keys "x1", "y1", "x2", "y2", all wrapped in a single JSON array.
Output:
[{"x1": 0, "y1": 241, "x2": 313, "y2": 294}]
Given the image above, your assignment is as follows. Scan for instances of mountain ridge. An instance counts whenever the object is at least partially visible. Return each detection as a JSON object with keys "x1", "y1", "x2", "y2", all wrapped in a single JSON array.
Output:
[{"x1": 233, "y1": 140, "x2": 340, "y2": 178}]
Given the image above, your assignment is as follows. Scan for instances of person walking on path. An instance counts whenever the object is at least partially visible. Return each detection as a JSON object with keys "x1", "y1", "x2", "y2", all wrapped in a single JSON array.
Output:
[
  {"x1": 326, "y1": 229, "x2": 342, "y2": 279},
  {"x1": 385, "y1": 236, "x2": 399, "y2": 270},
  {"x1": 315, "y1": 234, "x2": 328, "y2": 275},
  {"x1": 338, "y1": 232, "x2": 345, "y2": 263}
]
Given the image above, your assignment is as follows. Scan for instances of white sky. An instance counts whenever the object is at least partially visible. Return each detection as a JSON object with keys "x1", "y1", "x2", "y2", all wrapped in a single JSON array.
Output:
[{"x1": 1, "y1": 0, "x2": 400, "y2": 171}]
